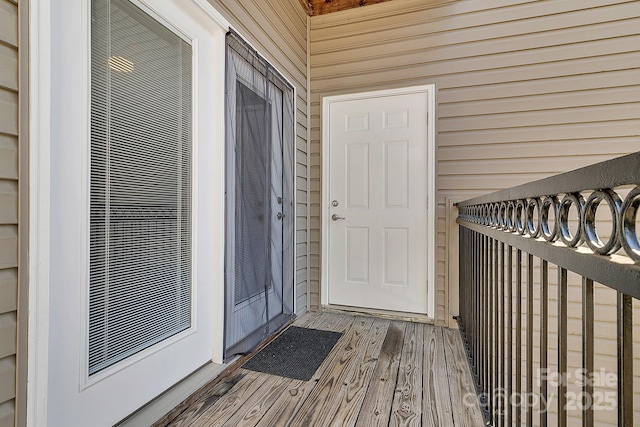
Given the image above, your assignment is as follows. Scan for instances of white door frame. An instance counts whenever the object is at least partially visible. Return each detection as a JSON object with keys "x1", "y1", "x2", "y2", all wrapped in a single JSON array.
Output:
[
  {"x1": 321, "y1": 85, "x2": 436, "y2": 319},
  {"x1": 27, "y1": 0, "x2": 231, "y2": 424}
]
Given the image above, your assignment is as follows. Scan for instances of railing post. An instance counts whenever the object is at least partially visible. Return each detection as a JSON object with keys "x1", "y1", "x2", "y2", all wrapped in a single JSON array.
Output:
[
  {"x1": 499, "y1": 242, "x2": 505, "y2": 427},
  {"x1": 540, "y1": 261, "x2": 548, "y2": 427},
  {"x1": 506, "y1": 246, "x2": 512, "y2": 426},
  {"x1": 515, "y1": 249, "x2": 522, "y2": 427},
  {"x1": 492, "y1": 238, "x2": 498, "y2": 425},
  {"x1": 471, "y1": 228, "x2": 477, "y2": 382},
  {"x1": 617, "y1": 292, "x2": 632, "y2": 426},
  {"x1": 582, "y1": 277, "x2": 593, "y2": 427},
  {"x1": 472, "y1": 229, "x2": 477, "y2": 381},
  {"x1": 488, "y1": 237, "x2": 494, "y2": 421},
  {"x1": 558, "y1": 267, "x2": 568, "y2": 427},
  {"x1": 482, "y1": 234, "x2": 489, "y2": 413},
  {"x1": 526, "y1": 254, "x2": 534, "y2": 427}
]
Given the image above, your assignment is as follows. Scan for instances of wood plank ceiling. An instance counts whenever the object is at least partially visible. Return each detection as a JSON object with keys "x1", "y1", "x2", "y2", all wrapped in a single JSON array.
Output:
[{"x1": 299, "y1": 0, "x2": 395, "y2": 16}]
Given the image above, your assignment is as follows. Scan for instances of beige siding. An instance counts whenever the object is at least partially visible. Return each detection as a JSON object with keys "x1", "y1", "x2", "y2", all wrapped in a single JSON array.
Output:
[
  {"x1": 0, "y1": 402, "x2": 12, "y2": 427},
  {"x1": 308, "y1": 0, "x2": 640, "y2": 325},
  {"x1": 0, "y1": 0, "x2": 18, "y2": 425},
  {"x1": 207, "y1": 0, "x2": 310, "y2": 313},
  {"x1": 0, "y1": 271, "x2": 17, "y2": 316}
]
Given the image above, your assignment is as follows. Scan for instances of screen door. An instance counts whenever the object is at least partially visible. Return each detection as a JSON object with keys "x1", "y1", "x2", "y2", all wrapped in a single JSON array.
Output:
[{"x1": 224, "y1": 32, "x2": 295, "y2": 358}]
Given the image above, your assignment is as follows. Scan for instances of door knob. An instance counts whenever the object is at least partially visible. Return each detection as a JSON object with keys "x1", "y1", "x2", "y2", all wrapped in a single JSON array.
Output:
[
  {"x1": 277, "y1": 212, "x2": 284, "y2": 220},
  {"x1": 331, "y1": 214, "x2": 345, "y2": 221}
]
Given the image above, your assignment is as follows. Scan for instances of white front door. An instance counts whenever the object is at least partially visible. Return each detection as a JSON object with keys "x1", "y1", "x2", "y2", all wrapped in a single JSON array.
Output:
[
  {"x1": 47, "y1": 1, "x2": 226, "y2": 425},
  {"x1": 326, "y1": 88, "x2": 433, "y2": 315}
]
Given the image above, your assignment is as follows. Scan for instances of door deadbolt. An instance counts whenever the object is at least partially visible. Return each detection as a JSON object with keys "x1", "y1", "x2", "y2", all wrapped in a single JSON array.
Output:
[{"x1": 331, "y1": 200, "x2": 339, "y2": 207}]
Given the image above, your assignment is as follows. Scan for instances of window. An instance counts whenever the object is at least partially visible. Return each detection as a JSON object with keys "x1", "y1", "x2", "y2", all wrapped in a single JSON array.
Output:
[{"x1": 89, "y1": 0, "x2": 192, "y2": 375}]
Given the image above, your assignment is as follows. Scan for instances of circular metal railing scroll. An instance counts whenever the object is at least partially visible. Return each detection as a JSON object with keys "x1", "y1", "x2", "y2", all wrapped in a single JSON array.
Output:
[{"x1": 458, "y1": 186, "x2": 640, "y2": 262}]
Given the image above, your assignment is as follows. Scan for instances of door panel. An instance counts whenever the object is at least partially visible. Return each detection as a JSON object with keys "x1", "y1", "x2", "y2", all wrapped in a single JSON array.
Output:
[
  {"x1": 346, "y1": 143, "x2": 370, "y2": 209},
  {"x1": 328, "y1": 91, "x2": 429, "y2": 315},
  {"x1": 384, "y1": 227, "x2": 409, "y2": 286},
  {"x1": 384, "y1": 141, "x2": 409, "y2": 208},
  {"x1": 346, "y1": 227, "x2": 369, "y2": 283}
]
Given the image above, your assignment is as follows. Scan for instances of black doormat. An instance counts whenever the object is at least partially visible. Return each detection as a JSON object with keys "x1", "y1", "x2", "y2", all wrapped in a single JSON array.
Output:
[{"x1": 242, "y1": 326, "x2": 343, "y2": 381}]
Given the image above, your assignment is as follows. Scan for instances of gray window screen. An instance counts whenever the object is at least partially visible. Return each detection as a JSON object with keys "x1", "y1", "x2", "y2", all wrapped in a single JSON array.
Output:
[
  {"x1": 224, "y1": 31, "x2": 295, "y2": 358},
  {"x1": 89, "y1": 0, "x2": 192, "y2": 375},
  {"x1": 233, "y1": 81, "x2": 270, "y2": 304}
]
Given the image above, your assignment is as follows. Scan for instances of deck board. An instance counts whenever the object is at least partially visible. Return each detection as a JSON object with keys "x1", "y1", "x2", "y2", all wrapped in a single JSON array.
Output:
[
  {"x1": 167, "y1": 372, "x2": 248, "y2": 426},
  {"x1": 186, "y1": 371, "x2": 264, "y2": 426},
  {"x1": 442, "y1": 328, "x2": 485, "y2": 427},
  {"x1": 162, "y1": 312, "x2": 483, "y2": 427},
  {"x1": 287, "y1": 315, "x2": 375, "y2": 426},
  {"x1": 423, "y1": 326, "x2": 455, "y2": 427},
  {"x1": 223, "y1": 371, "x2": 291, "y2": 427},
  {"x1": 319, "y1": 318, "x2": 390, "y2": 427},
  {"x1": 251, "y1": 378, "x2": 310, "y2": 427},
  {"x1": 355, "y1": 321, "x2": 406, "y2": 427},
  {"x1": 389, "y1": 321, "x2": 423, "y2": 427}
]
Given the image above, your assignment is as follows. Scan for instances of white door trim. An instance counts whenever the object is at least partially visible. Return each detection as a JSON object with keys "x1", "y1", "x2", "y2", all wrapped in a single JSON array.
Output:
[
  {"x1": 321, "y1": 85, "x2": 436, "y2": 319},
  {"x1": 28, "y1": 0, "x2": 52, "y2": 424},
  {"x1": 27, "y1": 0, "x2": 230, "y2": 423}
]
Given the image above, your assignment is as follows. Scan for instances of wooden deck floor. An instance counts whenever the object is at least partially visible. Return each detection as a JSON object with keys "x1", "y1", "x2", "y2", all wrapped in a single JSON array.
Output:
[{"x1": 162, "y1": 312, "x2": 484, "y2": 427}]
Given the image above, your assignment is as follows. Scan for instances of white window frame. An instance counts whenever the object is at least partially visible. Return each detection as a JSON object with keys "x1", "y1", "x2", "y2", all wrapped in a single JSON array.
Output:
[
  {"x1": 27, "y1": 0, "x2": 231, "y2": 423},
  {"x1": 83, "y1": 0, "x2": 198, "y2": 386},
  {"x1": 28, "y1": 0, "x2": 299, "y2": 423}
]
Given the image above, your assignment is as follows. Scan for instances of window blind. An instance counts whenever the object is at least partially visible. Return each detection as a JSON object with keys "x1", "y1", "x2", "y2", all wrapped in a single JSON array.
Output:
[{"x1": 89, "y1": 0, "x2": 192, "y2": 375}]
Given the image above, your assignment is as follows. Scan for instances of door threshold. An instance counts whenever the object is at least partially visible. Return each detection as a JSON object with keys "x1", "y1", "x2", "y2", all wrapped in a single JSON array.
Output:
[{"x1": 323, "y1": 304, "x2": 434, "y2": 324}]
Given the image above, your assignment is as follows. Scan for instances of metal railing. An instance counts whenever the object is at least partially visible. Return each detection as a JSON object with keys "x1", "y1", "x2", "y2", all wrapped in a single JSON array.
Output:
[{"x1": 455, "y1": 152, "x2": 640, "y2": 426}]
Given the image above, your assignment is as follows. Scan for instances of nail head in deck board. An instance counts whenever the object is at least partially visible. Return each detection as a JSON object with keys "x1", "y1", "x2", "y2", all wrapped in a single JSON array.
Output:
[
  {"x1": 390, "y1": 321, "x2": 423, "y2": 427},
  {"x1": 423, "y1": 326, "x2": 455, "y2": 427},
  {"x1": 355, "y1": 321, "x2": 406, "y2": 427}
]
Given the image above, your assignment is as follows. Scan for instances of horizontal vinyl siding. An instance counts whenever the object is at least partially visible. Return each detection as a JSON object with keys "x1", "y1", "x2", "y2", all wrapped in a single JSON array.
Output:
[
  {"x1": 209, "y1": 0, "x2": 309, "y2": 314},
  {"x1": 308, "y1": 0, "x2": 640, "y2": 328},
  {"x1": 0, "y1": 0, "x2": 17, "y2": 424}
]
